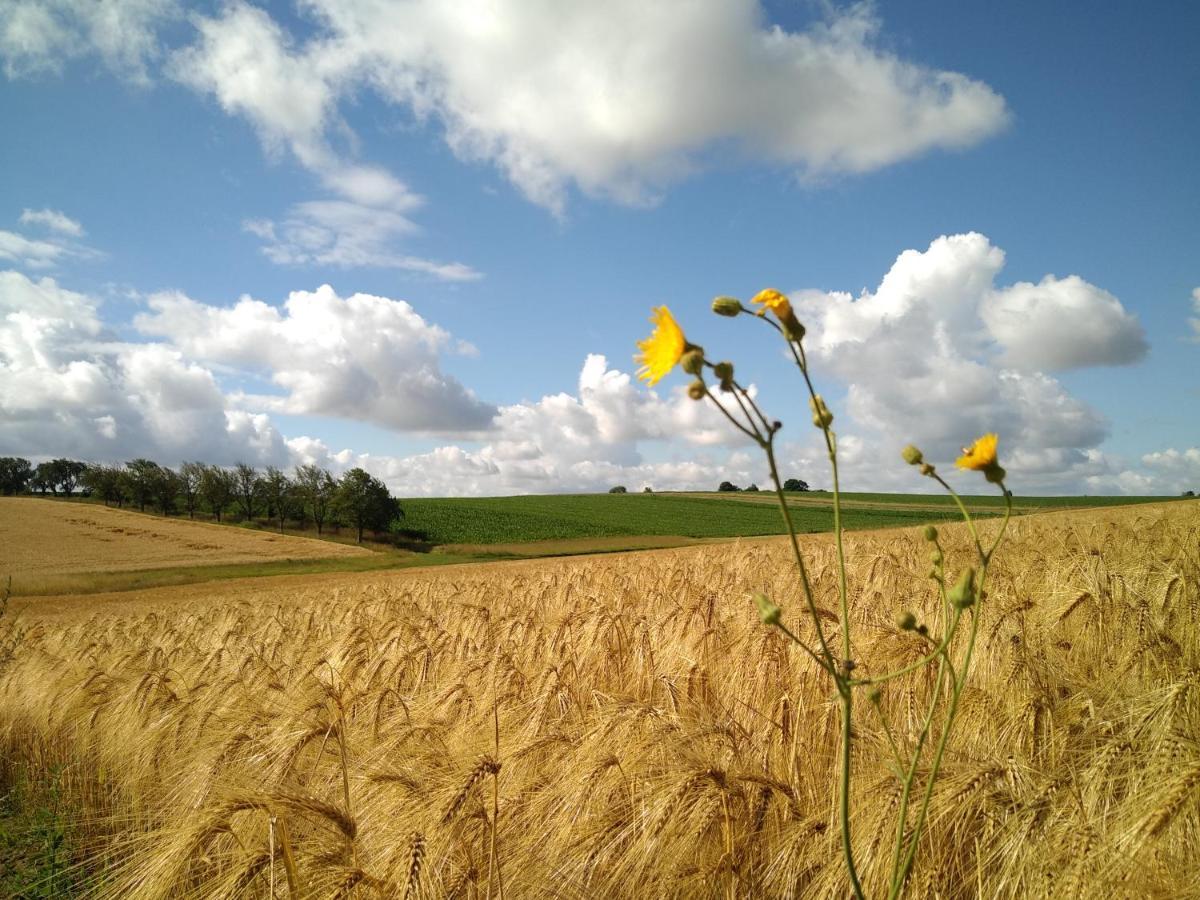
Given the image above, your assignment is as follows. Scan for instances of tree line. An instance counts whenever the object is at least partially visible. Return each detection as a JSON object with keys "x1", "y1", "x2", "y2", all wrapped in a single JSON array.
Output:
[{"x1": 0, "y1": 457, "x2": 401, "y2": 544}]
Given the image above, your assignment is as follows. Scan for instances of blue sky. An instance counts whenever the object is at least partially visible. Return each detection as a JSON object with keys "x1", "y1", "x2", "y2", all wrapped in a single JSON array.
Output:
[{"x1": 1, "y1": 0, "x2": 1197, "y2": 495}]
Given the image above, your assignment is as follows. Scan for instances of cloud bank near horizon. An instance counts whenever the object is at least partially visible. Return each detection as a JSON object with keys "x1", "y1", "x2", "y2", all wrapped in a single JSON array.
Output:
[{"x1": 2, "y1": 226, "x2": 1194, "y2": 496}]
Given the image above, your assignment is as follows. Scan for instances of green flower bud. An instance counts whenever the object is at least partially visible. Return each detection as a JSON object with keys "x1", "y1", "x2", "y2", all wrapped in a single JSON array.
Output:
[
  {"x1": 901, "y1": 445, "x2": 924, "y2": 466},
  {"x1": 680, "y1": 349, "x2": 704, "y2": 375},
  {"x1": 711, "y1": 296, "x2": 744, "y2": 317},
  {"x1": 809, "y1": 394, "x2": 834, "y2": 428},
  {"x1": 713, "y1": 361, "x2": 735, "y2": 392},
  {"x1": 754, "y1": 593, "x2": 782, "y2": 626},
  {"x1": 898, "y1": 611, "x2": 917, "y2": 631},
  {"x1": 687, "y1": 380, "x2": 707, "y2": 401},
  {"x1": 782, "y1": 319, "x2": 806, "y2": 342},
  {"x1": 985, "y1": 464, "x2": 1007, "y2": 485},
  {"x1": 923, "y1": 524, "x2": 938, "y2": 542},
  {"x1": 948, "y1": 567, "x2": 977, "y2": 610}
]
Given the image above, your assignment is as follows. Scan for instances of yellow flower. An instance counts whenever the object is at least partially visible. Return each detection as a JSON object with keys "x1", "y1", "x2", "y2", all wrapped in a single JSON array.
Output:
[
  {"x1": 635, "y1": 306, "x2": 687, "y2": 385},
  {"x1": 956, "y1": 433, "x2": 999, "y2": 471},
  {"x1": 751, "y1": 288, "x2": 793, "y2": 320}
]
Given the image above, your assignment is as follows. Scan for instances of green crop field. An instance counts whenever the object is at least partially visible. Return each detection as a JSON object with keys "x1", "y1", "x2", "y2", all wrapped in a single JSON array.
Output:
[{"x1": 398, "y1": 491, "x2": 1178, "y2": 546}]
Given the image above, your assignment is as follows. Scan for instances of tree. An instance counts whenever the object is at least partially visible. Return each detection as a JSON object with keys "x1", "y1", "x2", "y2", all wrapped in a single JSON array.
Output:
[
  {"x1": 783, "y1": 478, "x2": 810, "y2": 492},
  {"x1": 643, "y1": 486, "x2": 653, "y2": 493},
  {"x1": 608, "y1": 485, "x2": 628, "y2": 494},
  {"x1": 261, "y1": 466, "x2": 293, "y2": 534},
  {"x1": 151, "y1": 467, "x2": 181, "y2": 516},
  {"x1": 82, "y1": 464, "x2": 126, "y2": 506},
  {"x1": 0, "y1": 458, "x2": 32, "y2": 495},
  {"x1": 123, "y1": 459, "x2": 161, "y2": 512},
  {"x1": 335, "y1": 468, "x2": 402, "y2": 543},
  {"x1": 745, "y1": 484, "x2": 759, "y2": 492},
  {"x1": 718, "y1": 481, "x2": 739, "y2": 492},
  {"x1": 179, "y1": 462, "x2": 205, "y2": 519},
  {"x1": 1185, "y1": 490, "x2": 1196, "y2": 498},
  {"x1": 47, "y1": 458, "x2": 86, "y2": 496},
  {"x1": 232, "y1": 463, "x2": 260, "y2": 521},
  {"x1": 199, "y1": 465, "x2": 235, "y2": 523},
  {"x1": 32, "y1": 462, "x2": 56, "y2": 495},
  {"x1": 295, "y1": 464, "x2": 336, "y2": 535}
]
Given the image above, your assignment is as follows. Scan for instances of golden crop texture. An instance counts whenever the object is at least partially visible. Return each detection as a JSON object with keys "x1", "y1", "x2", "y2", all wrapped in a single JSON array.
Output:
[{"x1": 1, "y1": 502, "x2": 1197, "y2": 898}]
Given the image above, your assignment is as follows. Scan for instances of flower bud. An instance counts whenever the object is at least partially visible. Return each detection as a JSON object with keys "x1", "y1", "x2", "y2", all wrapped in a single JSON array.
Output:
[
  {"x1": 923, "y1": 525, "x2": 938, "y2": 542},
  {"x1": 901, "y1": 445, "x2": 924, "y2": 466},
  {"x1": 898, "y1": 611, "x2": 917, "y2": 631},
  {"x1": 754, "y1": 593, "x2": 782, "y2": 626},
  {"x1": 985, "y1": 464, "x2": 1007, "y2": 485},
  {"x1": 713, "y1": 361, "x2": 735, "y2": 392},
  {"x1": 948, "y1": 568, "x2": 977, "y2": 610},
  {"x1": 711, "y1": 296, "x2": 744, "y2": 317},
  {"x1": 809, "y1": 394, "x2": 834, "y2": 428},
  {"x1": 680, "y1": 349, "x2": 704, "y2": 375},
  {"x1": 687, "y1": 380, "x2": 706, "y2": 401}
]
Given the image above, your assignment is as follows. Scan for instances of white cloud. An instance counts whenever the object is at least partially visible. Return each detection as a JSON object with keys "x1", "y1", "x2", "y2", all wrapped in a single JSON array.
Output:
[
  {"x1": 133, "y1": 283, "x2": 495, "y2": 433},
  {"x1": 19, "y1": 207, "x2": 84, "y2": 236},
  {"x1": 0, "y1": 269, "x2": 289, "y2": 463},
  {"x1": 0, "y1": 0, "x2": 176, "y2": 82},
  {"x1": 790, "y1": 233, "x2": 1145, "y2": 480},
  {"x1": 288, "y1": 353, "x2": 753, "y2": 496},
  {"x1": 242, "y1": 200, "x2": 481, "y2": 279},
  {"x1": 0, "y1": 208, "x2": 97, "y2": 269},
  {"x1": 0, "y1": 229, "x2": 70, "y2": 268},
  {"x1": 983, "y1": 275, "x2": 1147, "y2": 369},
  {"x1": 169, "y1": 2, "x2": 475, "y2": 278},
  {"x1": 166, "y1": 1, "x2": 1008, "y2": 215}
]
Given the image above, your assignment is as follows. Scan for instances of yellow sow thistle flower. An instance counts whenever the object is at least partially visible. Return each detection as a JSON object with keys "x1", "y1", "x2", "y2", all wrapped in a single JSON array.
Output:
[
  {"x1": 956, "y1": 433, "x2": 998, "y2": 470},
  {"x1": 751, "y1": 288, "x2": 793, "y2": 319},
  {"x1": 751, "y1": 288, "x2": 805, "y2": 340},
  {"x1": 635, "y1": 306, "x2": 688, "y2": 385},
  {"x1": 957, "y1": 433, "x2": 1006, "y2": 484}
]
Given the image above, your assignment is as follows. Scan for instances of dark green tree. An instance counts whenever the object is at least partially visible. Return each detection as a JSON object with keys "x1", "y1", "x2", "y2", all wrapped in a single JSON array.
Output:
[
  {"x1": 151, "y1": 467, "x2": 181, "y2": 515},
  {"x1": 0, "y1": 458, "x2": 32, "y2": 495},
  {"x1": 32, "y1": 462, "x2": 56, "y2": 495},
  {"x1": 718, "y1": 481, "x2": 739, "y2": 492},
  {"x1": 82, "y1": 464, "x2": 127, "y2": 506},
  {"x1": 232, "y1": 463, "x2": 260, "y2": 521},
  {"x1": 123, "y1": 459, "x2": 161, "y2": 512},
  {"x1": 334, "y1": 468, "x2": 402, "y2": 543},
  {"x1": 783, "y1": 478, "x2": 810, "y2": 492},
  {"x1": 295, "y1": 464, "x2": 336, "y2": 535},
  {"x1": 261, "y1": 466, "x2": 293, "y2": 534},
  {"x1": 178, "y1": 462, "x2": 205, "y2": 519},
  {"x1": 199, "y1": 465, "x2": 235, "y2": 523}
]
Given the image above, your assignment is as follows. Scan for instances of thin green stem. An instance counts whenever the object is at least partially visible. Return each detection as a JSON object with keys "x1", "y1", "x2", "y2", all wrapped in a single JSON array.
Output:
[
  {"x1": 762, "y1": 441, "x2": 837, "y2": 671},
  {"x1": 887, "y1": 650, "x2": 949, "y2": 892},
  {"x1": 889, "y1": 489, "x2": 1012, "y2": 896}
]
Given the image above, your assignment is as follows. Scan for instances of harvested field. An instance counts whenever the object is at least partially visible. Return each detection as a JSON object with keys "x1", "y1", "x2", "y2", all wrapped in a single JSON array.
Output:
[
  {"x1": 1, "y1": 501, "x2": 1197, "y2": 897},
  {"x1": 0, "y1": 498, "x2": 368, "y2": 583}
]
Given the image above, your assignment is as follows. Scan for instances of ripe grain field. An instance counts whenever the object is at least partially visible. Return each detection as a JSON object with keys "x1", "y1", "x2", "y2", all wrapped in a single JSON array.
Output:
[
  {"x1": 0, "y1": 497, "x2": 368, "y2": 580},
  {"x1": 0, "y1": 501, "x2": 1197, "y2": 897}
]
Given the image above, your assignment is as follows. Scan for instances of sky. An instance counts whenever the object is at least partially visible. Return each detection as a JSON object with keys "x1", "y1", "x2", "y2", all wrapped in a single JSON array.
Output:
[{"x1": 1, "y1": 0, "x2": 1197, "y2": 497}]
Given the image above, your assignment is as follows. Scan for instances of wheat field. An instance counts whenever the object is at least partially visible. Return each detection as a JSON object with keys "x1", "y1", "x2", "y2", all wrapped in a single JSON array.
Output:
[
  {"x1": 0, "y1": 498, "x2": 368, "y2": 581},
  {"x1": 1, "y1": 501, "x2": 1197, "y2": 898}
]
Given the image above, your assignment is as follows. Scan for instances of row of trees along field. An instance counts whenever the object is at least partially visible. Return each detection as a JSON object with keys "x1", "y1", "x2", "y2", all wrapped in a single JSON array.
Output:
[{"x1": 0, "y1": 456, "x2": 401, "y2": 543}]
